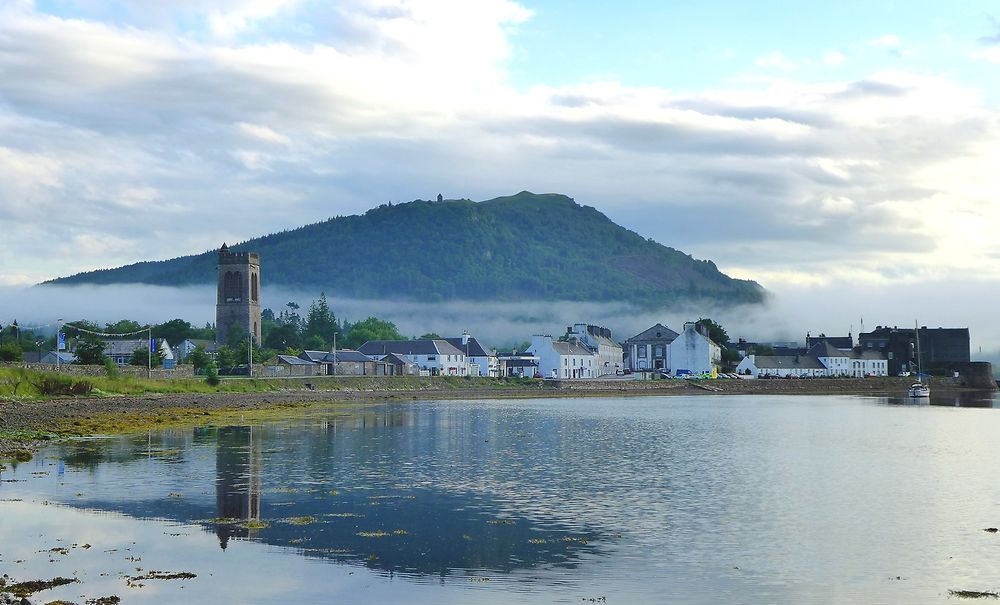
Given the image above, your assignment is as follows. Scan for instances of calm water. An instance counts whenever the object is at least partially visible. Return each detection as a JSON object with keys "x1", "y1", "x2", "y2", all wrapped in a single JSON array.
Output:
[{"x1": 3, "y1": 393, "x2": 1000, "y2": 604}]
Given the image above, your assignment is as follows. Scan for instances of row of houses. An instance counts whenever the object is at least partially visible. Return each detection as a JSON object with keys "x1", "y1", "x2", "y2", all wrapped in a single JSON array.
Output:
[{"x1": 735, "y1": 341, "x2": 889, "y2": 378}]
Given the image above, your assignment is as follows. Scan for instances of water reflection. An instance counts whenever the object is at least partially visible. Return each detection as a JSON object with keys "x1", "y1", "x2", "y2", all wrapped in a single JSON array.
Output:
[
  {"x1": 879, "y1": 389, "x2": 999, "y2": 408},
  {"x1": 26, "y1": 410, "x2": 603, "y2": 579}
]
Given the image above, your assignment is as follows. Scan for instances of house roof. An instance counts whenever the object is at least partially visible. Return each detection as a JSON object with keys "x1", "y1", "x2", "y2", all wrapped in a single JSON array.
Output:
[
  {"x1": 751, "y1": 355, "x2": 826, "y2": 370},
  {"x1": 358, "y1": 339, "x2": 464, "y2": 357},
  {"x1": 806, "y1": 340, "x2": 848, "y2": 358},
  {"x1": 381, "y1": 352, "x2": 417, "y2": 366},
  {"x1": 299, "y1": 350, "x2": 373, "y2": 363},
  {"x1": 278, "y1": 354, "x2": 315, "y2": 365},
  {"x1": 552, "y1": 340, "x2": 595, "y2": 356},
  {"x1": 443, "y1": 337, "x2": 491, "y2": 357},
  {"x1": 850, "y1": 350, "x2": 887, "y2": 360},
  {"x1": 104, "y1": 339, "x2": 150, "y2": 355},
  {"x1": 625, "y1": 323, "x2": 680, "y2": 345}
]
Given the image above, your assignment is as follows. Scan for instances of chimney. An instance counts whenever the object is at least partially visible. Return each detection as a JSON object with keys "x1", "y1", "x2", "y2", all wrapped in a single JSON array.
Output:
[{"x1": 462, "y1": 331, "x2": 470, "y2": 346}]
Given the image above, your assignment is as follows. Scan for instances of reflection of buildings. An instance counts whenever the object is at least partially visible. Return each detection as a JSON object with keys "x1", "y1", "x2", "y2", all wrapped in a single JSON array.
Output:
[{"x1": 215, "y1": 426, "x2": 262, "y2": 549}]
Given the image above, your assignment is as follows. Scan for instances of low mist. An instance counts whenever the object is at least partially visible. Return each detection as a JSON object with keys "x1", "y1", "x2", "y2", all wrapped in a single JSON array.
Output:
[{"x1": 1, "y1": 280, "x2": 997, "y2": 357}]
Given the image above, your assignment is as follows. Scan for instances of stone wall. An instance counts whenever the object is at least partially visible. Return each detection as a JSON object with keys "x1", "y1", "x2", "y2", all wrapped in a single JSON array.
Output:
[{"x1": 1, "y1": 362, "x2": 195, "y2": 379}]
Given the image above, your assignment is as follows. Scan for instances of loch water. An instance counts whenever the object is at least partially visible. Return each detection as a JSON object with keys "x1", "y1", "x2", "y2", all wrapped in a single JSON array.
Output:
[{"x1": 3, "y1": 393, "x2": 1000, "y2": 604}]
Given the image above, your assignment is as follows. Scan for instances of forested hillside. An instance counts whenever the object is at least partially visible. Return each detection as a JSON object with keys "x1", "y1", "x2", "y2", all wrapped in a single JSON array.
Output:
[{"x1": 46, "y1": 192, "x2": 765, "y2": 306}]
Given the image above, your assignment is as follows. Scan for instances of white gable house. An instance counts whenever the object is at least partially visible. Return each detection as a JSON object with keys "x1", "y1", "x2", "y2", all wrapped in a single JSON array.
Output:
[
  {"x1": 565, "y1": 324, "x2": 624, "y2": 376},
  {"x1": 528, "y1": 335, "x2": 599, "y2": 379},
  {"x1": 358, "y1": 339, "x2": 467, "y2": 376},
  {"x1": 668, "y1": 322, "x2": 721, "y2": 375}
]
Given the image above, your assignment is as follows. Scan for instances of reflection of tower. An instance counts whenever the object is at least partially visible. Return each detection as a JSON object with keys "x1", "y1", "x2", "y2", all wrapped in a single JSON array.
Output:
[
  {"x1": 216, "y1": 244, "x2": 262, "y2": 346},
  {"x1": 215, "y1": 426, "x2": 262, "y2": 549}
]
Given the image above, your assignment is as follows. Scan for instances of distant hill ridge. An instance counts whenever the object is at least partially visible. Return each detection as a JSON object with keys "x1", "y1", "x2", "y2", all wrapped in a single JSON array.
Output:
[{"x1": 46, "y1": 191, "x2": 766, "y2": 306}]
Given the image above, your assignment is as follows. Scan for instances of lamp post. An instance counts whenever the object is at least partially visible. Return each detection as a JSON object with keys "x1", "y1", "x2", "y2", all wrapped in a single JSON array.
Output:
[
  {"x1": 148, "y1": 326, "x2": 152, "y2": 379},
  {"x1": 56, "y1": 318, "x2": 64, "y2": 371}
]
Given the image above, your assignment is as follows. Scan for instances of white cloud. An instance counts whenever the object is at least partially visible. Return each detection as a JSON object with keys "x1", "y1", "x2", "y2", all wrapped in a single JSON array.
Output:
[
  {"x1": 754, "y1": 51, "x2": 797, "y2": 70},
  {"x1": 0, "y1": 1, "x2": 998, "y2": 314},
  {"x1": 870, "y1": 34, "x2": 900, "y2": 47},
  {"x1": 823, "y1": 51, "x2": 846, "y2": 66}
]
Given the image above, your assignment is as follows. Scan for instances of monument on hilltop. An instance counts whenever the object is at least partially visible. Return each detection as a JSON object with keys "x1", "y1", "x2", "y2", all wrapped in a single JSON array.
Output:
[{"x1": 216, "y1": 243, "x2": 262, "y2": 346}]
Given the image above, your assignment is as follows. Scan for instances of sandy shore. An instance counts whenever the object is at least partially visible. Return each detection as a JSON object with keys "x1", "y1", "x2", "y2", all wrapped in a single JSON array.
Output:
[{"x1": 0, "y1": 376, "x2": 990, "y2": 457}]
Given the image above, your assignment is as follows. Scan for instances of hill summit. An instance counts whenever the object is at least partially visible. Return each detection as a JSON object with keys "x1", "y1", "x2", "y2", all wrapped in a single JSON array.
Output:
[{"x1": 46, "y1": 192, "x2": 765, "y2": 306}]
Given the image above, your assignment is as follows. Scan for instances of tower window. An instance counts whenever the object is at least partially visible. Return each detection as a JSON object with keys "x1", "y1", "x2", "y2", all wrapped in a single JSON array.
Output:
[
  {"x1": 224, "y1": 271, "x2": 243, "y2": 302},
  {"x1": 251, "y1": 273, "x2": 259, "y2": 302}
]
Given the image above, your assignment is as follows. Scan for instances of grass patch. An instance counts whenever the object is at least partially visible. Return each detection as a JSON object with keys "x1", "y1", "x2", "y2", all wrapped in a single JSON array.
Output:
[{"x1": 286, "y1": 516, "x2": 318, "y2": 526}]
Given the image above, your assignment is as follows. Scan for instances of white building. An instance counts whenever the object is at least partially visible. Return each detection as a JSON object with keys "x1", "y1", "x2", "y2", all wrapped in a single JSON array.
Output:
[
  {"x1": 850, "y1": 350, "x2": 889, "y2": 377},
  {"x1": 736, "y1": 354, "x2": 828, "y2": 378},
  {"x1": 624, "y1": 323, "x2": 680, "y2": 371},
  {"x1": 736, "y1": 339, "x2": 888, "y2": 378},
  {"x1": 668, "y1": 322, "x2": 722, "y2": 375},
  {"x1": 528, "y1": 335, "x2": 599, "y2": 379},
  {"x1": 809, "y1": 341, "x2": 851, "y2": 377},
  {"x1": 358, "y1": 339, "x2": 467, "y2": 376},
  {"x1": 444, "y1": 332, "x2": 499, "y2": 377},
  {"x1": 565, "y1": 324, "x2": 624, "y2": 376}
]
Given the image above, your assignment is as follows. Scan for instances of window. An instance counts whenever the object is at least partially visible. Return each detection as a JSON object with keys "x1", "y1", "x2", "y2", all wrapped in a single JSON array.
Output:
[
  {"x1": 654, "y1": 346, "x2": 664, "y2": 357},
  {"x1": 428, "y1": 356, "x2": 436, "y2": 361}
]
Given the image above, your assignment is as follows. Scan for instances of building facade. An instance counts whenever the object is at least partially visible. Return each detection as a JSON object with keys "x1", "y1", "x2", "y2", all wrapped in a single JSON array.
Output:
[
  {"x1": 528, "y1": 335, "x2": 598, "y2": 379},
  {"x1": 565, "y1": 324, "x2": 624, "y2": 376},
  {"x1": 624, "y1": 323, "x2": 680, "y2": 371},
  {"x1": 216, "y1": 244, "x2": 262, "y2": 346},
  {"x1": 668, "y1": 322, "x2": 721, "y2": 375}
]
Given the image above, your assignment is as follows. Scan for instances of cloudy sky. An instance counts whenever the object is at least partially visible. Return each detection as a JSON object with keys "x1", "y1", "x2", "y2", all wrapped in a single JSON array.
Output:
[{"x1": 1, "y1": 0, "x2": 999, "y2": 346}]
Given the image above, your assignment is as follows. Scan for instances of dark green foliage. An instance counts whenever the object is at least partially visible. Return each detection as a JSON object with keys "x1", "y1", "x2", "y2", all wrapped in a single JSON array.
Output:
[
  {"x1": 264, "y1": 322, "x2": 302, "y2": 351},
  {"x1": 696, "y1": 318, "x2": 730, "y2": 346},
  {"x1": 205, "y1": 363, "x2": 220, "y2": 386},
  {"x1": 304, "y1": 293, "x2": 338, "y2": 349},
  {"x1": 419, "y1": 332, "x2": 441, "y2": 339},
  {"x1": 343, "y1": 317, "x2": 405, "y2": 349},
  {"x1": 216, "y1": 346, "x2": 238, "y2": 368},
  {"x1": 74, "y1": 336, "x2": 108, "y2": 366},
  {"x1": 128, "y1": 347, "x2": 165, "y2": 368},
  {"x1": 187, "y1": 345, "x2": 211, "y2": 372},
  {"x1": 45, "y1": 192, "x2": 766, "y2": 306},
  {"x1": 0, "y1": 343, "x2": 23, "y2": 362},
  {"x1": 748, "y1": 344, "x2": 775, "y2": 356},
  {"x1": 104, "y1": 358, "x2": 120, "y2": 379},
  {"x1": 153, "y1": 318, "x2": 194, "y2": 344}
]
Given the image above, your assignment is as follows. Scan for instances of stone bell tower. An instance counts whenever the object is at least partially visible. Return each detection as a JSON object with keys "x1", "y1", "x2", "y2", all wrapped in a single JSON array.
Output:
[{"x1": 216, "y1": 243, "x2": 262, "y2": 346}]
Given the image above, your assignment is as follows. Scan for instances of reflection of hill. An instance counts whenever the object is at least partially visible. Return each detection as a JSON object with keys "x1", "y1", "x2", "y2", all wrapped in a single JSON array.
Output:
[{"x1": 55, "y1": 419, "x2": 604, "y2": 577}]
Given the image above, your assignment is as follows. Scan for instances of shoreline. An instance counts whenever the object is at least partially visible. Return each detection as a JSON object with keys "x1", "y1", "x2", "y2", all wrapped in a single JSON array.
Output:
[{"x1": 0, "y1": 376, "x2": 993, "y2": 457}]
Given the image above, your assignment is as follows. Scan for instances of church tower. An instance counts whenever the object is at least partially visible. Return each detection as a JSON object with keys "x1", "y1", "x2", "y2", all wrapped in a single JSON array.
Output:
[{"x1": 216, "y1": 244, "x2": 262, "y2": 346}]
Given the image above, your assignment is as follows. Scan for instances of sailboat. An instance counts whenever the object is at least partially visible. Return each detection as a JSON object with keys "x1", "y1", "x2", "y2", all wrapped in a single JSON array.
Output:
[{"x1": 907, "y1": 321, "x2": 930, "y2": 399}]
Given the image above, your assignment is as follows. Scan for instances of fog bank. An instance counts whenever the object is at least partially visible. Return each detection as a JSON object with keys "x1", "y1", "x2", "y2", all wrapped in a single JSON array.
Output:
[{"x1": 1, "y1": 280, "x2": 997, "y2": 356}]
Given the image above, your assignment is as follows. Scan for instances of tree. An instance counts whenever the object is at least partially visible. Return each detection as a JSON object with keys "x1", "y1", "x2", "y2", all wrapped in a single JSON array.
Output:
[
  {"x1": 303, "y1": 335, "x2": 326, "y2": 351},
  {"x1": 264, "y1": 323, "x2": 302, "y2": 351},
  {"x1": 696, "y1": 318, "x2": 730, "y2": 346},
  {"x1": 304, "y1": 293, "x2": 338, "y2": 349},
  {"x1": 343, "y1": 316, "x2": 404, "y2": 349},
  {"x1": 215, "y1": 346, "x2": 238, "y2": 369},
  {"x1": 419, "y1": 332, "x2": 441, "y2": 339},
  {"x1": 187, "y1": 345, "x2": 212, "y2": 373},
  {"x1": 74, "y1": 336, "x2": 108, "y2": 365},
  {"x1": 129, "y1": 347, "x2": 164, "y2": 368},
  {"x1": 0, "y1": 343, "x2": 23, "y2": 362},
  {"x1": 153, "y1": 319, "x2": 194, "y2": 346},
  {"x1": 105, "y1": 319, "x2": 144, "y2": 334}
]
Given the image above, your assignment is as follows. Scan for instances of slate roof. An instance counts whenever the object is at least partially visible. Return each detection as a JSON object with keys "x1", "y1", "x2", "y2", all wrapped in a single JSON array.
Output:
[
  {"x1": 806, "y1": 340, "x2": 849, "y2": 358},
  {"x1": 299, "y1": 350, "x2": 374, "y2": 363},
  {"x1": 850, "y1": 350, "x2": 887, "y2": 360},
  {"x1": 278, "y1": 354, "x2": 315, "y2": 366},
  {"x1": 381, "y1": 353, "x2": 417, "y2": 367},
  {"x1": 625, "y1": 323, "x2": 680, "y2": 345},
  {"x1": 443, "y1": 337, "x2": 491, "y2": 357},
  {"x1": 752, "y1": 355, "x2": 826, "y2": 370},
  {"x1": 552, "y1": 340, "x2": 595, "y2": 356},
  {"x1": 358, "y1": 339, "x2": 464, "y2": 357}
]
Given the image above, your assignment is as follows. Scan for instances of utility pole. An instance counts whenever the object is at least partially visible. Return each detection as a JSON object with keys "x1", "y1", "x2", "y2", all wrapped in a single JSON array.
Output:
[
  {"x1": 56, "y1": 318, "x2": 64, "y2": 371},
  {"x1": 248, "y1": 334, "x2": 254, "y2": 378},
  {"x1": 148, "y1": 326, "x2": 152, "y2": 379},
  {"x1": 332, "y1": 332, "x2": 337, "y2": 376}
]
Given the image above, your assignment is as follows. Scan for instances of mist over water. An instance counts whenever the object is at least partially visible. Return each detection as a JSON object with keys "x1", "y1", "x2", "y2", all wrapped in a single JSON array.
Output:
[{"x1": 0, "y1": 280, "x2": 997, "y2": 355}]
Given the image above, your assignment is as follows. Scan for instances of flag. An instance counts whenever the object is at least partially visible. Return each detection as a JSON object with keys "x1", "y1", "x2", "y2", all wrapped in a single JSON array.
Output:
[
  {"x1": 57, "y1": 331, "x2": 66, "y2": 351},
  {"x1": 150, "y1": 338, "x2": 156, "y2": 352}
]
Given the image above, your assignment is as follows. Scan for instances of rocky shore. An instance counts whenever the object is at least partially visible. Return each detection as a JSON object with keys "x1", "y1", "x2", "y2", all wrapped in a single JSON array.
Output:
[{"x1": 0, "y1": 375, "x2": 989, "y2": 457}]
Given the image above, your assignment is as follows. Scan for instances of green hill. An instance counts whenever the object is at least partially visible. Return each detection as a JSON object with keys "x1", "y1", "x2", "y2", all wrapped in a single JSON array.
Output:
[{"x1": 45, "y1": 192, "x2": 765, "y2": 306}]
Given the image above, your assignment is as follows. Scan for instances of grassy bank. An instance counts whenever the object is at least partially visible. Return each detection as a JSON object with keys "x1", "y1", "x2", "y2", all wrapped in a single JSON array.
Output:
[{"x1": 0, "y1": 367, "x2": 546, "y2": 400}]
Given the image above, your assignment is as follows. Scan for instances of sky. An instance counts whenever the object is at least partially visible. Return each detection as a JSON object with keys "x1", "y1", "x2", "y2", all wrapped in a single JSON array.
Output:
[{"x1": 1, "y1": 0, "x2": 999, "y2": 348}]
